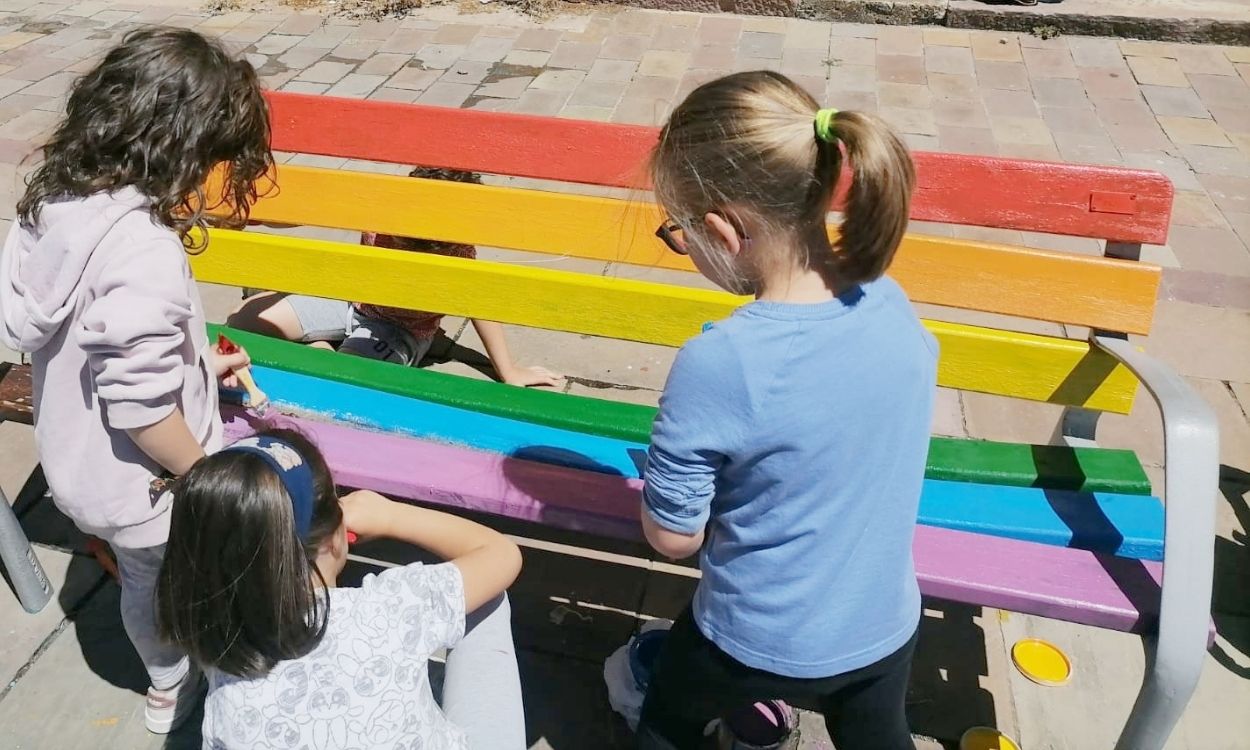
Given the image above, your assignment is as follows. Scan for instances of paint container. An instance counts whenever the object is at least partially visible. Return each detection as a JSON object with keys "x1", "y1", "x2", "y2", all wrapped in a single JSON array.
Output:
[
  {"x1": 1011, "y1": 638, "x2": 1072, "y2": 686},
  {"x1": 960, "y1": 726, "x2": 1021, "y2": 750}
]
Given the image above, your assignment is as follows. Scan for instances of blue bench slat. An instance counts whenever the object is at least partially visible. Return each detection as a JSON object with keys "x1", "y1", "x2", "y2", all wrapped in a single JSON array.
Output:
[{"x1": 238, "y1": 364, "x2": 1164, "y2": 560}]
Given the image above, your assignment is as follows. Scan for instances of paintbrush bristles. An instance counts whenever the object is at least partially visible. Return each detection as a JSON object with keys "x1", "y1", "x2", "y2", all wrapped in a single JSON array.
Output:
[{"x1": 234, "y1": 368, "x2": 270, "y2": 416}]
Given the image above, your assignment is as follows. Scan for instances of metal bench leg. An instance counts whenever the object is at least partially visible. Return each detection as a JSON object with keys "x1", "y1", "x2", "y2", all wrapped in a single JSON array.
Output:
[
  {"x1": 1059, "y1": 406, "x2": 1101, "y2": 448},
  {"x1": 1095, "y1": 336, "x2": 1219, "y2": 750},
  {"x1": 0, "y1": 486, "x2": 53, "y2": 613},
  {"x1": 1060, "y1": 238, "x2": 1140, "y2": 452}
]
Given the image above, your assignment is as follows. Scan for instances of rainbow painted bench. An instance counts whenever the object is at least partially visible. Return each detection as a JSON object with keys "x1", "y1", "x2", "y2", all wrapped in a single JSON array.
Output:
[{"x1": 189, "y1": 91, "x2": 1213, "y2": 747}]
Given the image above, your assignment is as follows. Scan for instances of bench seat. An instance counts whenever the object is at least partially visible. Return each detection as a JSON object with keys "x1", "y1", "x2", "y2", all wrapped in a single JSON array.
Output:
[
  {"x1": 223, "y1": 407, "x2": 1164, "y2": 634},
  {"x1": 230, "y1": 355, "x2": 1165, "y2": 561}
]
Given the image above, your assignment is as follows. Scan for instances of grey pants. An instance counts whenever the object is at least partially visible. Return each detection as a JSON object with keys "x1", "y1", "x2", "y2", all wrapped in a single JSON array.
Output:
[
  {"x1": 446, "y1": 594, "x2": 527, "y2": 750},
  {"x1": 113, "y1": 544, "x2": 190, "y2": 691}
]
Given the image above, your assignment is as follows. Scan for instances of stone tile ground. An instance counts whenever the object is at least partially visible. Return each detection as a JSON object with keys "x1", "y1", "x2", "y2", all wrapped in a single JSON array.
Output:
[{"x1": 0, "y1": 0, "x2": 1247, "y2": 748}]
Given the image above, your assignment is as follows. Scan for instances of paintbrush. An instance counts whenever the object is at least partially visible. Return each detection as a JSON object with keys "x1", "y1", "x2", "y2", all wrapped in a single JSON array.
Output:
[{"x1": 217, "y1": 334, "x2": 270, "y2": 416}]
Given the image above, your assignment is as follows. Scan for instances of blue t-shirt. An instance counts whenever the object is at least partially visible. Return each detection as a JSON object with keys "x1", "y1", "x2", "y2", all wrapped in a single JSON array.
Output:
[{"x1": 643, "y1": 277, "x2": 938, "y2": 678}]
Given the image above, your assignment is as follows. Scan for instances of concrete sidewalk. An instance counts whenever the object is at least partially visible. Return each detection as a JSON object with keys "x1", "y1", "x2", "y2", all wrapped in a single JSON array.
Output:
[{"x1": 0, "y1": 1, "x2": 1247, "y2": 748}]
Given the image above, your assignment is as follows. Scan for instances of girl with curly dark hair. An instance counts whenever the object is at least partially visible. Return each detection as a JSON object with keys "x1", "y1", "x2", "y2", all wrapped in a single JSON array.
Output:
[{"x1": 0, "y1": 27, "x2": 273, "y2": 735}]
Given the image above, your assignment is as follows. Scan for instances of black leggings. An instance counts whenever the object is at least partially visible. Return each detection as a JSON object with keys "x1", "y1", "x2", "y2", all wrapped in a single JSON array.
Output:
[{"x1": 637, "y1": 610, "x2": 918, "y2": 750}]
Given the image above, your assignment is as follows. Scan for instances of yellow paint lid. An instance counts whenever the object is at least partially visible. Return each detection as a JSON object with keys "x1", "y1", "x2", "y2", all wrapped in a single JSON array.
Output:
[
  {"x1": 960, "y1": 726, "x2": 1021, "y2": 750},
  {"x1": 1011, "y1": 638, "x2": 1073, "y2": 686}
]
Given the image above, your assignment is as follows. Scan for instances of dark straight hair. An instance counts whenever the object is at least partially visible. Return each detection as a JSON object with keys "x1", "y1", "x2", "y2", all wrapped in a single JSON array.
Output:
[
  {"x1": 156, "y1": 428, "x2": 343, "y2": 679},
  {"x1": 17, "y1": 27, "x2": 274, "y2": 248}
]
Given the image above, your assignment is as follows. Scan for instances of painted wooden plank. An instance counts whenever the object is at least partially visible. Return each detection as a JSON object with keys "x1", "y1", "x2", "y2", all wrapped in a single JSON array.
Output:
[
  {"x1": 245, "y1": 364, "x2": 645, "y2": 476},
  {"x1": 223, "y1": 407, "x2": 644, "y2": 539},
  {"x1": 912, "y1": 152, "x2": 1172, "y2": 246},
  {"x1": 265, "y1": 91, "x2": 1173, "y2": 244},
  {"x1": 919, "y1": 480, "x2": 1162, "y2": 560},
  {"x1": 223, "y1": 408, "x2": 1165, "y2": 633},
  {"x1": 210, "y1": 324, "x2": 658, "y2": 440},
  {"x1": 230, "y1": 365, "x2": 1164, "y2": 559},
  {"x1": 915, "y1": 526, "x2": 1162, "y2": 634},
  {"x1": 194, "y1": 230, "x2": 1139, "y2": 411},
  {"x1": 233, "y1": 165, "x2": 1161, "y2": 334},
  {"x1": 0, "y1": 363, "x2": 34, "y2": 425},
  {"x1": 923, "y1": 438, "x2": 1151, "y2": 495},
  {"x1": 265, "y1": 91, "x2": 657, "y2": 194},
  {"x1": 210, "y1": 325, "x2": 1153, "y2": 495}
]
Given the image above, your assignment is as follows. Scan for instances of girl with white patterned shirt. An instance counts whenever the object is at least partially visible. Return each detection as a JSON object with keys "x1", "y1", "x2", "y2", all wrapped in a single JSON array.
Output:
[{"x1": 155, "y1": 428, "x2": 526, "y2": 750}]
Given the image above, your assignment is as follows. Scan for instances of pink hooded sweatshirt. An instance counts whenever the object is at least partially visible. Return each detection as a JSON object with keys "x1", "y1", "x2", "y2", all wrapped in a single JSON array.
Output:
[{"x1": 1, "y1": 188, "x2": 222, "y2": 549}]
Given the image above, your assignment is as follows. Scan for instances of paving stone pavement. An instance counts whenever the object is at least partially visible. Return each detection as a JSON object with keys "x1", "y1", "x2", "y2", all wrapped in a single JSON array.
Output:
[{"x1": 0, "y1": 1, "x2": 1248, "y2": 748}]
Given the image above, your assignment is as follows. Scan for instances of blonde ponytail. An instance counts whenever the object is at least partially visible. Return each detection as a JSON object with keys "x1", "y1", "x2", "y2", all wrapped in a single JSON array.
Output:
[{"x1": 826, "y1": 111, "x2": 915, "y2": 283}]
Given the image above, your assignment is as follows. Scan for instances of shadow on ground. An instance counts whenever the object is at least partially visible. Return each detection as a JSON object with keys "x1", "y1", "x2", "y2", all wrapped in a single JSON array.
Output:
[
  {"x1": 12, "y1": 466, "x2": 1003, "y2": 749},
  {"x1": 422, "y1": 329, "x2": 500, "y2": 381},
  {"x1": 13, "y1": 472, "x2": 203, "y2": 748},
  {"x1": 1212, "y1": 466, "x2": 1249, "y2": 679}
]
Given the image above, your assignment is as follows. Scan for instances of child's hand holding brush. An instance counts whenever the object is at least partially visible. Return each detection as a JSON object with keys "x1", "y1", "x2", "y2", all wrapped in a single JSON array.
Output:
[{"x1": 214, "y1": 334, "x2": 269, "y2": 415}]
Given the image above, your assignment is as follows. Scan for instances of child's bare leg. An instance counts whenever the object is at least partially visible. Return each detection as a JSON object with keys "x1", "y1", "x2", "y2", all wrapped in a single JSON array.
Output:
[
  {"x1": 227, "y1": 293, "x2": 352, "y2": 347},
  {"x1": 226, "y1": 292, "x2": 304, "y2": 341}
]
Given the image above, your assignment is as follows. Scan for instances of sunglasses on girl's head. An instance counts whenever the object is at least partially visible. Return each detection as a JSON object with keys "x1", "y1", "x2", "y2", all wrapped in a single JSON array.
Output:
[{"x1": 655, "y1": 212, "x2": 752, "y2": 256}]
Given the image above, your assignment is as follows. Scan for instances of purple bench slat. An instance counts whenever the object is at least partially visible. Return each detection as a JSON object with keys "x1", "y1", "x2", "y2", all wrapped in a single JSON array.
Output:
[{"x1": 224, "y1": 408, "x2": 1164, "y2": 634}]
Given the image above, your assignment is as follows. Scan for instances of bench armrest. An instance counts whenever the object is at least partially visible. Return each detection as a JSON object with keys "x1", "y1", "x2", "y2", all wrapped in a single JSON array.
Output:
[{"x1": 1092, "y1": 335, "x2": 1218, "y2": 749}]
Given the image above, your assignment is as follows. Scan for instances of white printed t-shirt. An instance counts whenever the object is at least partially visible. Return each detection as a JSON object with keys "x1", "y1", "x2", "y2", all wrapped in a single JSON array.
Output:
[{"x1": 202, "y1": 562, "x2": 467, "y2": 750}]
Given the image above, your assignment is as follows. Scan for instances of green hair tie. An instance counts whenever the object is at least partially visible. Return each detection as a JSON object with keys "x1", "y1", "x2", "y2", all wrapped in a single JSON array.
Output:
[{"x1": 814, "y1": 108, "x2": 839, "y2": 143}]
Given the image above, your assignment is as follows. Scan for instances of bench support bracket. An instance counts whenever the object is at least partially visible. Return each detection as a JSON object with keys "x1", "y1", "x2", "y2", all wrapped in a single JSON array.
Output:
[
  {"x1": 1059, "y1": 242, "x2": 1143, "y2": 449},
  {"x1": 1093, "y1": 335, "x2": 1218, "y2": 750},
  {"x1": 1059, "y1": 407, "x2": 1100, "y2": 448}
]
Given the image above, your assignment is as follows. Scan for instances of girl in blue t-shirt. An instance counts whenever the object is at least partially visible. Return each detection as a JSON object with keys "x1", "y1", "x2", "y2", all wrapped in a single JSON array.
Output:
[{"x1": 638, "y1": 71, "x2": 938, "y2": 750}]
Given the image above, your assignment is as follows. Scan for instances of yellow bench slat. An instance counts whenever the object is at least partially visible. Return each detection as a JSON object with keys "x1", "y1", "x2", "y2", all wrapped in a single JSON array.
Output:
[
  {"x1": 194, "y1": 229, "x2": 1138, "y2": 413},
  {"x1": 232, "y1": 165, "x2": 1160, "y2": 335}
]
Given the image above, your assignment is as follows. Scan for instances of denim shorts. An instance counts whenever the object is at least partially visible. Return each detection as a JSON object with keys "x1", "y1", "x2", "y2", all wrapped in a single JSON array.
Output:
[{"x1": 284, "y1": 295, "x2": 433, "y2": 367}]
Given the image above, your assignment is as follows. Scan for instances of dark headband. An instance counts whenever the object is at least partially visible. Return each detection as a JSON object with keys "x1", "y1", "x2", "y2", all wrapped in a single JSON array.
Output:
[{"x1": 221, "y1": 436, "x2": 315, "y2": 541}]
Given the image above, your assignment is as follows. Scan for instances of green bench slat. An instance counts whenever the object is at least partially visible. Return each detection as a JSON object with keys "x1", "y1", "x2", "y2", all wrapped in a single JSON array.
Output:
[
  {"x1": 210, "y1": 324, "x2": 655, "y2": 437},
  {"x1": 210, "y1": 324, "x2": 1153, "y2": 496},
  {"x1": 925, "y1": 439, "x2": 1151, "y2": 496}
]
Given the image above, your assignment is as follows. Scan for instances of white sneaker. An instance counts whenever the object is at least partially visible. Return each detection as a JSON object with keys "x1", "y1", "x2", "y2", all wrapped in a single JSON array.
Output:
[{"x1": 145, "y1": 663, "x2": 205, "y2": 735}]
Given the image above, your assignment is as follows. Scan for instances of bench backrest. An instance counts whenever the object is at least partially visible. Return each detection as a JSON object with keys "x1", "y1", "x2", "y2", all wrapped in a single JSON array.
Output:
[
  {"x1": 266, "y1": 92, "x2": 1173, "y2": 244},
  {"x1": 195, "y1": 92, "x2": 1173, "y2": 416}
]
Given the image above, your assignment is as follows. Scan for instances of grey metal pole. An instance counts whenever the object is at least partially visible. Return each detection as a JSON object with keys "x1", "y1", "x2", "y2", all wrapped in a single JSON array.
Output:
[
  {"x1": 0, "y1": 487, "x2": 52, "y2": 613},
  {"x1": 1096, "y1": 336, "x2": 1219, "y2": 750}
]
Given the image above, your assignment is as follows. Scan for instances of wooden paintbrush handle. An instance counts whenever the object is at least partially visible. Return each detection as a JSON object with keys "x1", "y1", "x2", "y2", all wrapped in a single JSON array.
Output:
[{"x1": 233, "y1": 367, "x2": 267, "y2": 405}]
